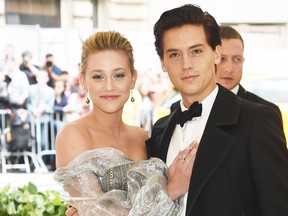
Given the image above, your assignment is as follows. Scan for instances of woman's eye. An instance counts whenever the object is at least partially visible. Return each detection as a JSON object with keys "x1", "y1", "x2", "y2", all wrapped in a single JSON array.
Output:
[
  {"x1": 93, "y1": 74, "x2": 103, "y2": 79},
  {"x1": 114, "y1": 73, "x2": 126, "y2": 79}
]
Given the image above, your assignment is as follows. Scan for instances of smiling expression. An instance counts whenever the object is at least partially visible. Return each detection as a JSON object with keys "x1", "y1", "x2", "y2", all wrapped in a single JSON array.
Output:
[{"x1": 82, "y1": 50, "x2": 136, "y2": 114}]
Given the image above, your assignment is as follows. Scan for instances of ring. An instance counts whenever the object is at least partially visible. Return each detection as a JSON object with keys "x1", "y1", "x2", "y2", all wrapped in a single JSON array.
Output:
[{"x1": 179, "y1": 154, "x2": 185, "y2": 160}]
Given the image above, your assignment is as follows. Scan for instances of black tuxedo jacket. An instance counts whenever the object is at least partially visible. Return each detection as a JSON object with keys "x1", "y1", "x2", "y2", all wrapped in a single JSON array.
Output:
[
  {"x1": 237, "y1": 84, "x2": 282, "y2": 119},
  {"x1": 146, "y1": 85, "x2": 288, "y2": 216}
]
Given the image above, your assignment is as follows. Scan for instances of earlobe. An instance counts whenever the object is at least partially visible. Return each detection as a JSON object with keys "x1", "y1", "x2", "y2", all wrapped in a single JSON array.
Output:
[
  {"x1": 161, "y1": 61, "x2": 167, "y2": 72},
  {"x1": 79, "y1": 75, "x2": 87, "y2": 91}
]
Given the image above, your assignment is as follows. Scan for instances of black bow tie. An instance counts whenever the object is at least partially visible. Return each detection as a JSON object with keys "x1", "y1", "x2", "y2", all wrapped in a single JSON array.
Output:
[{"x1": 176, "y1": 101, "x2": 202, "y2": 127}]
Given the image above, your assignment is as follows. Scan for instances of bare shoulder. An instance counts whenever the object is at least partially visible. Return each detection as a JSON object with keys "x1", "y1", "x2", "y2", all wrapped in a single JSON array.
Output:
[
  {"x1": 128, "y1": 125, "x2": 149, "y2": 142},
  {"x1": 55, "y1": 119, "x2": 88, "y2": 168}
]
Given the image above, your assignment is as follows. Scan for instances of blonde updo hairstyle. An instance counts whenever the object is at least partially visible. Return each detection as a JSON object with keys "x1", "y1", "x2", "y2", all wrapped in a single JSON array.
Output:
[{"x1": 80, "y1": 31, "x2": 135, "y2": 78}]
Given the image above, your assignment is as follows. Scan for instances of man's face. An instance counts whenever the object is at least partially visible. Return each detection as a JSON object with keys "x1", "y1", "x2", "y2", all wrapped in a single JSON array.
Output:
[
  {"x1": 160, "y1": 24, "x2": 220, "y2": 107},
  {"x1": 216, "y1": 38, "x2": 245, "y2": 90}
]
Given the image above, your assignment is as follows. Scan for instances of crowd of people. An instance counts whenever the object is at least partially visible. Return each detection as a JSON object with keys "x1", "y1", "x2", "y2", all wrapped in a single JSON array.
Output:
[{"x1": 0, "y1": 44, "x2": 95, "y2": 168}]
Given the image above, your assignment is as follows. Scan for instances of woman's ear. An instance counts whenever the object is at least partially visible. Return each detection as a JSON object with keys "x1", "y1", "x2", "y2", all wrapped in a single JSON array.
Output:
[
  {"x1": 131, "y1": 70, "x2": 138, "y2": 89},
  {"x1": 79, "y1": 74, "x2": 87, "y2": 91}
]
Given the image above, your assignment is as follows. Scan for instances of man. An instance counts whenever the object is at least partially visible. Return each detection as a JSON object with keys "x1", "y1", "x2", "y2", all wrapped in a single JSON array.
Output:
[
  {"x1": 216, "y1": 25, "x2": 282, "y2": 117},
  {"x1": 2, "y1": 56, "x2": 30, "y2": 109},
  {"x1": 146, "y1": 4, "x2": 288, "y2": 216}
]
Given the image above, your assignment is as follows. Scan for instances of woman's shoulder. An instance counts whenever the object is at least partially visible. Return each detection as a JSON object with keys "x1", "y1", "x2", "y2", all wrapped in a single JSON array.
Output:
[
  {"x1": 127, "y1": 125, "x2": 148, "y2": 140},
  {"x1": 55, "y1": 117, "x2": 91, "y2": 167},
  {"x1": 57, "y1": 118, "x2": 85, "y2": 138}
]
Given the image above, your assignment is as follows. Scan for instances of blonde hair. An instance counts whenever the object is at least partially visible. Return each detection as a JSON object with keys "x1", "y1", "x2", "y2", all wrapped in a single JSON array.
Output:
[{"x1": 80, "y1": 31, "x2": 135, "y2": 77}]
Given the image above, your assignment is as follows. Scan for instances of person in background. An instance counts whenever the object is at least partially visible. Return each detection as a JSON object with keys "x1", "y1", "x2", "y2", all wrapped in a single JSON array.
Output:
[
  {"x1": 2, "y1": 56, "x2": 30, "y2": 109},
  {"x1": 216, "y1": 25, "x2": 283, "y2": 118},
  {"x1": 42, "y1": 53, "x2": 62, "y2": 87},
  {"x1": 0, "y1": 72, "x2": 11, "y2": 109},
  {"x1": 62, "y1": 79, "x2": 90, "y2": 123},
  {"x1": 53, "y1": 79, "x2": 68, "y2": 132},
  {"x1": 146, "y1": 4, "x2": 288, "y2": 216},
  {"x1": 27, "y1": 70, "x2": 55, "y2": 168},
  {"x1": 0, "y1": 56, "x2": 30, "y2": 158},
  {"x1": 0, "y1": 44, "x2": 15, "y2": 72},
  {"x1": 19, "y1": 50, "x2": 39, "y2": 85},
  {"x1": 55, "y1": 30, "x2": 198, "y2": 216}
]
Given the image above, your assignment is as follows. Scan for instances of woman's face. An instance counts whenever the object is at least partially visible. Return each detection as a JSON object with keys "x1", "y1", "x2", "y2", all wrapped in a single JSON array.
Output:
[{"x1": 82, "y1": 50, "x2": 136, "y2": 114}]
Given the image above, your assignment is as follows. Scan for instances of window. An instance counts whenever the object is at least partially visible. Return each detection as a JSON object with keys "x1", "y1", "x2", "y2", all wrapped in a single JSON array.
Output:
[{"x1": 5, "y1": 0, "x2": 60, "y2": 27}]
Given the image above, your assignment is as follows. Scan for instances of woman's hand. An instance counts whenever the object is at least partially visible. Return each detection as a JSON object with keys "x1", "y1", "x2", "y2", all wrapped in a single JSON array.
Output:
[
  {"x1": 66, "y1": 205, "x2": 79, "y2": 216},
  {"x1": 167, "y1": 140, "x2": 198, "y2": 201}
]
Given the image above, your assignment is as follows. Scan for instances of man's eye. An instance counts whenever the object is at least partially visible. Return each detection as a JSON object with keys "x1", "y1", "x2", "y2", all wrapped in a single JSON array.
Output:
[
  {"x1": 233, "y1": 57, "x2": 243, "y2": 63},
  {"x1": 169, "y1": 53, "x2": 179, "y2": 58},
  {"x1": 221, "y1": 57, "x2": 227, "y2": 62},
  {"x1": 192, "y1": 49, "x2": 202, "y2": 55}
]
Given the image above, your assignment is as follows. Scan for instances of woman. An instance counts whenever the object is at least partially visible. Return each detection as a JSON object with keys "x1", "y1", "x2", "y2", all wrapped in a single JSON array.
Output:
[{"x1": 54, "y1": 31, "x2": 198, "y2": 216}]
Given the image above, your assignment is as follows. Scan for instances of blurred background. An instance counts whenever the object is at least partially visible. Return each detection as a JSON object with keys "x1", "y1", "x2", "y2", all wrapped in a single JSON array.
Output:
[
  {"x1": 1, "y1": 0, "x2": 288, "y2": 76},
  {"x1": 0, "y1": 0, "x2": 287, "y2": 174}
]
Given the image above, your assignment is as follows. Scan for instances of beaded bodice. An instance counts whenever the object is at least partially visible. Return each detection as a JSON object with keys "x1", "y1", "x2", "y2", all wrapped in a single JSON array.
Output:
[{"x1": 98, "y1": 163, "x2": 134, "y2": 192}]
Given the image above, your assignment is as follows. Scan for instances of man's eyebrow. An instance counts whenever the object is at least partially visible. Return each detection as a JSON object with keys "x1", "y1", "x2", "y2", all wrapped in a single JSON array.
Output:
[
  {"x1": 166, "y1": 43, "x2": 204, "y2": 53},
  {"x1": 188, "y1": 43, "x2": 204, "y2": 49}
]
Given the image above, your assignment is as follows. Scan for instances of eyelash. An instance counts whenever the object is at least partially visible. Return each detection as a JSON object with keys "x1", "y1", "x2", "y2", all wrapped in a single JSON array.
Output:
[
  {"x1": 169, "y1": 49, "x2": 202, "y2": 58},
  {"x1": 92, "y1": 72, "x2": 126, "y2": 80}
]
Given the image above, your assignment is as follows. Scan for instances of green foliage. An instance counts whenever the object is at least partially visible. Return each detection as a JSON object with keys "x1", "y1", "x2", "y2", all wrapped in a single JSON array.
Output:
[{"x1": 0, "y1": 182, "x2": 66, "y2": 216}]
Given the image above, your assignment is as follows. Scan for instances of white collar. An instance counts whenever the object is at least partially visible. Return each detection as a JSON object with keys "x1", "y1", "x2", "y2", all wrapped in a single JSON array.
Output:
[
  {"x1": 231, "y1": 84, "x2": 239, "y2": 95},
  {"x1": 179, "y1": 85, "x2": 219, "y2": 116}
]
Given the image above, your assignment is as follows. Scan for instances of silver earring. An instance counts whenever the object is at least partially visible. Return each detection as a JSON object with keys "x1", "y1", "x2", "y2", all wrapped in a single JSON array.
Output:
[
  {"x1": 130, "y1": 90, "x2": 135, "y2": 102},
  {"x1": 86, "y1": 97, "x2": 90, "y2": 104}
]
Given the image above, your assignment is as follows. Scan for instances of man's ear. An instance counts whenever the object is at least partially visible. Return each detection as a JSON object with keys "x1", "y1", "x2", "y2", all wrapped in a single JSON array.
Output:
[
  {"x1": 214, "y1": 45, "x2": 221, "y2": 64},
  {"x1": 161, "y1": 59, "x2": 167, "y2": 72}
]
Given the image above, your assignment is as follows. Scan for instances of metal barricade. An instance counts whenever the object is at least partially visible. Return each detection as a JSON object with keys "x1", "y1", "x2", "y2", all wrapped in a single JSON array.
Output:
[
  {"x1": 0, "y1": 109, "x2": 47, "y2": 173},
  {"x1": 30, "y1": 112, "x2": 63, "y2": 171}
]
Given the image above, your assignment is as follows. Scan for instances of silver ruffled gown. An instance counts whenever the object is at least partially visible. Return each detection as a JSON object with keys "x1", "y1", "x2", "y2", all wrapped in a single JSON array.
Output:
[{"x1": 54, "y1": 147, "x2": 183, "y2": 216}]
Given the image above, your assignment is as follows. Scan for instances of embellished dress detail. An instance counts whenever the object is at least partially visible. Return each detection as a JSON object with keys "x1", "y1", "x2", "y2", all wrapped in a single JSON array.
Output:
[{"x1": 54, "y1": 148, "x2": 183, "y2": 216}]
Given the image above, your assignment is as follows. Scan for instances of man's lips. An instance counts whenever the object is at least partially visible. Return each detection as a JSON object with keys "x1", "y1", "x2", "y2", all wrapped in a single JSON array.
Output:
[
  {"x1": 222, "y1": 77, "x2": 233, "y2": 81},
  {"x1": 181, "y1": 74, "x2": 198, "y2": 81}
]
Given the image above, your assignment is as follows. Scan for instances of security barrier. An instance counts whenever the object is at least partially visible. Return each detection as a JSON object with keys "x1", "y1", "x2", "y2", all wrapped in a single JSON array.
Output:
[{"x1": 0, "y1": 109, "x2": 61, "y2": 173}]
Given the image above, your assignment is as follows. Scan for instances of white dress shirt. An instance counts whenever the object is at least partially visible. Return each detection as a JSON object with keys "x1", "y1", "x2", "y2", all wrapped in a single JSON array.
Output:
[
  {"x1": 230, "y1": 84, "x2": 239, "y2": 95},
  {"x1": 166, "y1": 86, "x2": 218, "y2": 215}
]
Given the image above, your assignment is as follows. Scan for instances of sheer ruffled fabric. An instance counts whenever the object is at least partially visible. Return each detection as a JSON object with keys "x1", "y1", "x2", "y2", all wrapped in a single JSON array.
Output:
[{"x1": 54, "y1": 148, "x2": 183, "y2": 216}]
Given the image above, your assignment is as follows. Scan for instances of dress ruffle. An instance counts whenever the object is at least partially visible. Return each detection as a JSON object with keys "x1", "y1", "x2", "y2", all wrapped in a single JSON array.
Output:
[{"x1": 54, "y1": 147, "x2": 183, "y2": 216}]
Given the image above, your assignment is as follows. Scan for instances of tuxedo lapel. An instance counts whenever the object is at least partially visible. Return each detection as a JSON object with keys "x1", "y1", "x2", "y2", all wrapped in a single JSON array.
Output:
[
  {"x1": 186, "y1": 86, "x2": 242, "y2": 214},
  {"x1": 147, "y1": 107, "x2": 180, "y2": 162},
  {"x1": 236, "y1": 84, "x2": 246, "y2": 98}
]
